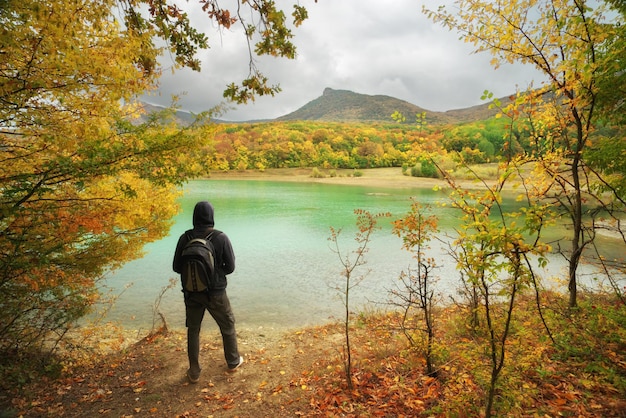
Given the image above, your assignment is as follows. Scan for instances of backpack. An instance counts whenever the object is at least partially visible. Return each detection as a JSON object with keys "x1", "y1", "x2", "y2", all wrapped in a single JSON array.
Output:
[{"x1": 180, "y1": 231, "x2": 220, "y2": 292}]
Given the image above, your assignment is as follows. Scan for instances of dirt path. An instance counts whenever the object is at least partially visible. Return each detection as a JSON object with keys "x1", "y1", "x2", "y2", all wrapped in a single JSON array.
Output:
[{"x1": 11, "y1": 324, "x2": 344, "y2": 417}]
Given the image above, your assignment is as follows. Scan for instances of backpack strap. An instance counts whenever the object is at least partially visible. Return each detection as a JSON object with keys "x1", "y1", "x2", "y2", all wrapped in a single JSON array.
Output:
[
  {"x1": 206, "y1": 230, "x2": 221, "y2": 242},
  {"x1": 185, "y1": 229, "x2": 221, "y2": 244}
]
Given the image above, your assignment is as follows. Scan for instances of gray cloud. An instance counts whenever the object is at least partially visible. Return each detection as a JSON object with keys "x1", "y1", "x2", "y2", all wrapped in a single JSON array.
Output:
[{"x1": 142, "y1": 0, "x2": 546, "y2": 121}]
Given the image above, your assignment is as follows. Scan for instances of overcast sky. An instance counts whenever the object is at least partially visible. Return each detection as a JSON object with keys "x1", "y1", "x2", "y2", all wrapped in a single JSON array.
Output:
[{"x1": 142, "y1": 0, "x2": 547, "y2": 122}]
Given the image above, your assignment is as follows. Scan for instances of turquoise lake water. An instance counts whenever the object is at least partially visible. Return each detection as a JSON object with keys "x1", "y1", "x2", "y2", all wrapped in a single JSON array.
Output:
[{"x1": 101, "y1": 179, "x2": 622, "y2": 333}]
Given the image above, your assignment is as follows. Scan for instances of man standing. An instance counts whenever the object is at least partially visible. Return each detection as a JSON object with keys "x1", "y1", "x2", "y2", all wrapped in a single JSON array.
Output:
[{"x1": 173, "y1": 201, "x2": 243, "y2": 383}]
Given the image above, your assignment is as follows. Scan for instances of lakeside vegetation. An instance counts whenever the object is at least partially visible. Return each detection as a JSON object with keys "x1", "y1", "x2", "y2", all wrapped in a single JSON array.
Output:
[
  {"x1": 2, "y1": 167, "x2": 625, "y2": 417},
  {"x1": 190, "y1": 117, "x2": 514, "y2": 174},
  {"x1": 2, "y1": 238, "x2": 624, "y2": 417}
]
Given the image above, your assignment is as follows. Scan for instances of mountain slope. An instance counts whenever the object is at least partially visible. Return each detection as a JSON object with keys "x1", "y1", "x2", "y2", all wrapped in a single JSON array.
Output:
[
  {"x1": 138, "y1": 102, "x2": 197, "y2": 125},
  {"x1": 277, "y1": 87, "x2": 508, "y2": 124},
  {"x1": 136, "y1": 88, "x2": 514, "y2": 126},
  {"x1": 276, "y1": 88, "x2": 432, "y2": 123}
]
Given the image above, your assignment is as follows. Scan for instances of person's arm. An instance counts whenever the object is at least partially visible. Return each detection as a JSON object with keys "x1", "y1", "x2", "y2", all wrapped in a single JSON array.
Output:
[
  {"x1": 218, "y1": 233, "x2": 236, "y2": 275},
  {"x1": 172, "y1": 233, "x2": 187, "y2": 274}
]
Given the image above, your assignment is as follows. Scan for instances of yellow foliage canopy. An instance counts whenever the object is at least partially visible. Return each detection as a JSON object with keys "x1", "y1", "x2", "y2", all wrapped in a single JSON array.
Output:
[{"x1": 0, "y1": 0, "x2": 201, "y2": 351}]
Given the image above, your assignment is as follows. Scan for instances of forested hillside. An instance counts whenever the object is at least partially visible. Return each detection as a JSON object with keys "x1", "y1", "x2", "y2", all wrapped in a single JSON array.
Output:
[
  {"x1": 194, "y1": 116, "x2": 524, "y2": 173},
  {"x1": 136, "y1": 86, "x2": 523, "y2": 174}
]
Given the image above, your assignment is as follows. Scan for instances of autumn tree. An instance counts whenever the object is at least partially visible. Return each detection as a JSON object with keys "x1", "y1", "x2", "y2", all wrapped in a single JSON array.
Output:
[
  {"x1": 441, "y1": 163, "x2": 553, "y2": 417},
  {"x1": 425, "y1": 0, "x2": 625, "y2": 307},
  {"x1": 391, "y1": 201, "x2": 440, "y2": 377},
  {"x1": 596, "y1": 0, "x2": 626, "y2": 126},
  {"x1": 585, "y1": 1, "x2": 626, "y2": 302},
  {"x1": 329, "y1": 210, "x2": 390, "y2": 391},
  {"x1": 119, "y1": 0, "x2": 307, "y2": 103},
  {"x1": 0, "y1": 0, "x2": 308, "y2": 360}
]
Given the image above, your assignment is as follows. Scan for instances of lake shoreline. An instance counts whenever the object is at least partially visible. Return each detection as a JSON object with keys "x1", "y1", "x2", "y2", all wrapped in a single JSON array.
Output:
[{"x1": 206, "y1": 167, "x2": 487, "y2": 190}]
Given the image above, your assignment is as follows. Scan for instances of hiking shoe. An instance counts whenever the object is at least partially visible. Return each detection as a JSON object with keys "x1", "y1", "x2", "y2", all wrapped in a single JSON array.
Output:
[
  {"x1": 228, "y1": 356, "x2": 244, "y2": 372},
  {"x1": 186, "y1": 369, "x2": 200, "y2": 383}
]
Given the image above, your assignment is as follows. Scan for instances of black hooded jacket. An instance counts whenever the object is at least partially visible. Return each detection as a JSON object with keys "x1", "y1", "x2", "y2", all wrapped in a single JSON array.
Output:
[{"x1": 172, "y1": 201, "x2": 236, "y2": 291}]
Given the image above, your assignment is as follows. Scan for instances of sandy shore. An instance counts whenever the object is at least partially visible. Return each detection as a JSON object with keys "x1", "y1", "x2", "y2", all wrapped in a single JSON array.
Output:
[{"x1": 207, "y1": 167, "x2": 487, "y2": 190}]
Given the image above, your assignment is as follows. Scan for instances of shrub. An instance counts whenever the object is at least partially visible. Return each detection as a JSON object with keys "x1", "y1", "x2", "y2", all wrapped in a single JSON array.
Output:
[
  {"x1": 310, "y1": 167, "x2": 325, "y2": 178},
  {"x1": 420, "y1": 160, "x2": 439, "y2": 178}
]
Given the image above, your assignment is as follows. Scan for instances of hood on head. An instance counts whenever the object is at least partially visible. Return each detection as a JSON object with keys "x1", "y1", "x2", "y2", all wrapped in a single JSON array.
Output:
[{"x1": 193, "y1": 201, "x2": 215, "y2": 228}]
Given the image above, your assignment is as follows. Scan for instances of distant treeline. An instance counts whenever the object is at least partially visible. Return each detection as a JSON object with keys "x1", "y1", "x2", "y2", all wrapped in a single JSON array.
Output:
[{"x1": 197, "y1": 118, "x2": 526, "y2": 172}]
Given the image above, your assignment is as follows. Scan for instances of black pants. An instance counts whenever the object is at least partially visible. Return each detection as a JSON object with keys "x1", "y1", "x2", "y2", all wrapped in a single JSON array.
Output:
[{"x1": 184, "y1": 291, "x2": 240, "y2": 376}]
